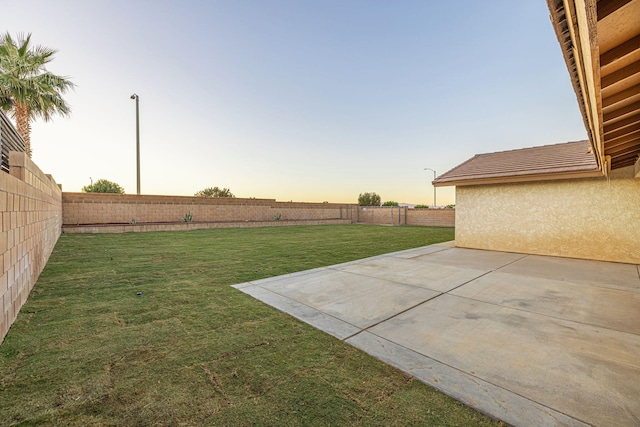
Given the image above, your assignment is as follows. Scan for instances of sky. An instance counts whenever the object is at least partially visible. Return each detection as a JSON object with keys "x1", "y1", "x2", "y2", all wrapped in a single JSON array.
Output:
[{"x1": 2, "y1": 0, "x2": 587, "y2": 205}]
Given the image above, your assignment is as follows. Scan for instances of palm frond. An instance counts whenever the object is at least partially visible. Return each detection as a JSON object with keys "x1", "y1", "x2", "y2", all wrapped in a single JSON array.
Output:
[{"x1": 0, "y1": 32, "x2": 74, "y2": 153}]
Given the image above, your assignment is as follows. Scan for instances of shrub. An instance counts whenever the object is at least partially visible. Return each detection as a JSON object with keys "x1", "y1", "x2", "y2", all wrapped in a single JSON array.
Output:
[
  {"x1": 82, "y1": 179, "x2": 125, "y2": 194},
  {"x1": 195, "y1": 187, "x2": 235, "y2": 198},
  {"x1": 382, "y1": 201, "x2": 399, "y2": 206},
  {"x1": 358, "y1": 192, "x2": 381, "y2": 206},
  {"x1": 413, "y1": 205, "x2": 430, "y2": 209}
]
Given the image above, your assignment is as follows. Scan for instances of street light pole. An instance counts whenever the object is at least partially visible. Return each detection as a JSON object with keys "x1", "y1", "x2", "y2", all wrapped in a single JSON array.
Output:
[
  {"x1": 424, "y1": 168, "x2": 436, "y2": 207},
  {"x1": 130, "y1": 94, "x2": 140, "y2": 194}
]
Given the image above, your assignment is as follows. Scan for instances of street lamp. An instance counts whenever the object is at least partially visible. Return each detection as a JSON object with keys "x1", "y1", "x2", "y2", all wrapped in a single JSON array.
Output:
[
  {"x1": 424, "y1": 168, "x2": 436, "y2": 207},
  {"x1": 130, "y1": 94, "x2": 140, "y2": 195}
]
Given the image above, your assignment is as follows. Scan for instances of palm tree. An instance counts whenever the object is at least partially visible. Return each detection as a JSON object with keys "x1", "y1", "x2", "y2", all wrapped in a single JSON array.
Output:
[{"x1": 0, "y1": 33, "x2": 74, "y2": 157}]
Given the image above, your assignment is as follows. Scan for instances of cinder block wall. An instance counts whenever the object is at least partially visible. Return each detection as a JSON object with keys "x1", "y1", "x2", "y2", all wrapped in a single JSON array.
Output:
[
  {"x1": 357, "y1": 206, "x2": 407, "y2": 225},
  {"x1": 1, "y1": 152, "x2": 62, "y2": 342},
  {"x1": 407, "y1": 209, "x2": 455, "y2": 227},
  {"x1": 357, "y1": 206, "x2": 455, "y2": 227},
  {"x1": 62, "y1": 193, "x2": 357, "y2": 226}
]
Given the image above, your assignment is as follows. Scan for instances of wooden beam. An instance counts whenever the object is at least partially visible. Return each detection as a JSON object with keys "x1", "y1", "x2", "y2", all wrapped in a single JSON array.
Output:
[
  {"x1": 610, "y1": 150, "x2": 640, "y2": 163},
  {"x1": 604, "y1": 122, "x2": 640, "y2": 139},
  {"x1": 600, "y1": 34, "x2": 640, "y2": 67},
  {"x1": 605, "y1": 128, "x2": 640, "y2": 146},
  {"x1": 604, "y1": 113, "x2": 640, "y2": 137},
  {"x1": 604, "y1": 139, "x2": 640, "y2": 155},
  {"x1": 601, "y1": 59, "x2": 640, "y2": 88},
  {"x1": 597, "y1": 0, "x2": 633, "y2": 20},
  {"x1": 603, "y1": 100, "x2": 640, "y2": 121},
  {"x1": 602, "y1": 82, "x2": 640, "y2": 107},
  {"x1": 613, "y1": 159, "x2": 637, "y2": 168}
]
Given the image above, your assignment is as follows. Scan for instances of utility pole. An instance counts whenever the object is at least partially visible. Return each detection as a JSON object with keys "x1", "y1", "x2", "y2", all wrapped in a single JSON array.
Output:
[
  {"x1": 424, "y1": 168, "x2": 436, "y2": 207},
  {"x1": 130, "y1": 94, "x2": 140, "y2": 194}
]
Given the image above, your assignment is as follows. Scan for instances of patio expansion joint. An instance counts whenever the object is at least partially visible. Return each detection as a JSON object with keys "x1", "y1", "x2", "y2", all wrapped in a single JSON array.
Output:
[
  {"x1": 341, "y1": 291, "x2": 445, "y2": 342},
  {"x1": 442, "y1": 270, "x2": 494, "y2": 295},
  {"x1": 493, "y1": 252, "x2": 530, "y2": 272},
  {"x1": 337, "y1": 263, "x2": 501, "y2": 342}
]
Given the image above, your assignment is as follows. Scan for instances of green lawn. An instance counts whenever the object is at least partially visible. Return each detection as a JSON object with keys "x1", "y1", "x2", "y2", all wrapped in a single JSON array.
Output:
[{"x1": 1, "y1": 225, "x2": 499, "y2": 426}]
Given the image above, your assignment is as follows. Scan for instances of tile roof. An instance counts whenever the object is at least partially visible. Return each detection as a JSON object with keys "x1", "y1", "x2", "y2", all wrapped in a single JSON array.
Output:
[{"x1": 433, "y1": 140, "x2": 601, "y2": 186}]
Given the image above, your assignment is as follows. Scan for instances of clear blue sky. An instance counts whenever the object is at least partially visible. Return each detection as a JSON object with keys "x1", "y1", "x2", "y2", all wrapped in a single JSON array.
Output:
[{"x1": 4, "y1": 0, "x2": 586, "y2": 205}]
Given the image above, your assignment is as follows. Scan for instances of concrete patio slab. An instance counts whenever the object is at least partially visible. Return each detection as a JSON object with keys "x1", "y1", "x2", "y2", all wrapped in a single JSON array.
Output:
[
  {"x1": 390, "y1": 241, "x2": 454, "y2": 258},
  {"x1": 233, "y1": 243, "x2": 640, "y2": 426},
  {"x1": 450, "y1": 271, "x2": 640, "y2": 334},
  {"x1": 347, "y1": 332, "x2": 590, "y2": 427},
  {"x1": 499, "y1": 254, "x2": 640, "y2": 290},
  {"x1": 413, "y1": 247, "x2": 527, "y2": 269},
  {"x1": 236, "y1": 284, "x2": 360, "y2": 340},
  {"x1": 335, "y1": 256, "x2": 490, "y2": 292},
  {"x1": 369, "y1": 294, "x2": 640, "y2": 427},
  {"x1": 254, "y1": 269, "x2": 440, "y2": 329}
]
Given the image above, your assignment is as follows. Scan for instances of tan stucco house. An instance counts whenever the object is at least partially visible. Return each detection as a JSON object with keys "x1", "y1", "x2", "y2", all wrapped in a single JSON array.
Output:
[{"x1": 434, "y1": 0, "x2": 640, "y2": 264}]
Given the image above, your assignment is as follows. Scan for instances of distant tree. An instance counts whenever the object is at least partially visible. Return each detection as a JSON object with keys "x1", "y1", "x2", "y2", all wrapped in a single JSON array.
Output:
[
  {"x1": 0, "y1": 33, "x2": 75, "y2": 157},
  {"x1": 358, "y1": 192, "x2": 381, "y2": 206},
  {"x1": 382, "y1": 201, "x2": 399, "y2": 206},
  {"x1": 413, "y1": 204, "x2": 430, "y2": 209},
  {"x1": 82, "y1": 179, "x2": 125, "y2": 194},
  {"x1": 195, "y1": 186, "x2": 235, "y2": 198},
  {"x1": 445, "y1": 204, "x2": 455, "y2": 209}
]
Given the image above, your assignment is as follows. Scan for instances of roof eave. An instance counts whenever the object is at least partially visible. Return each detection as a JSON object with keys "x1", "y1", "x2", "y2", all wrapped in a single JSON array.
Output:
[
  {"x1": 433, "y1": 168, "x2": 603, "y2": 187},
  {"x1": 547, "y1": 0, "x2": 605, "y2": 173}
]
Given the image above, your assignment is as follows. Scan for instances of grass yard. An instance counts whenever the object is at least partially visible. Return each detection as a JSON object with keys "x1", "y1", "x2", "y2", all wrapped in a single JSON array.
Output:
[{"x1": 1, "y1": 225, "x2": 499, "y2": 426}]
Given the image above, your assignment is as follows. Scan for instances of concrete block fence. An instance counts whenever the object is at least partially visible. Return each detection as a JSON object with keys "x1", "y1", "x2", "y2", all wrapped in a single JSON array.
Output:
[
  {"x1": 61, "y1": 195, "x2": 455, "y2": 232},
  {"x1": 357, "y1": 206, "x2": 455, "y2": 227},
  {"x1": 1, "y1": 153, "x2": 62, "y2": 342},
  {"x1": 61, "y1": 193, "x2": 357, "y2": 233}
]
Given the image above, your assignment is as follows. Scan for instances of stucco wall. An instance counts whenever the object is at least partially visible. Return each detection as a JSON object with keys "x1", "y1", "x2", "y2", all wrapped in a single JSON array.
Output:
[
  {"x1": 455, "y1": 165, "x2": 640, "y2": 264},
  {"x1": 1, "y1": 152, "x2": 62, "y2": 342}
]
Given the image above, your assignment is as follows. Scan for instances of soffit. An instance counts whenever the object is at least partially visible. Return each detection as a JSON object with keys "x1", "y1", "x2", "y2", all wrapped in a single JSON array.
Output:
[
  {"x1": 599, "y1": 0, "x2": 640, "y2": 169},
  {"x1": 548, "y1": 0, "x2": 640, "y2": 171}
]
